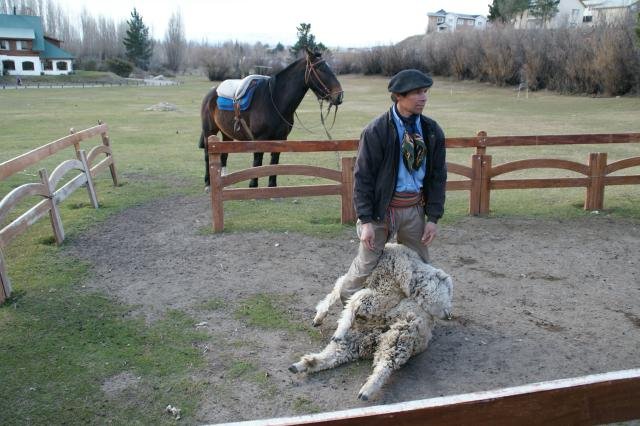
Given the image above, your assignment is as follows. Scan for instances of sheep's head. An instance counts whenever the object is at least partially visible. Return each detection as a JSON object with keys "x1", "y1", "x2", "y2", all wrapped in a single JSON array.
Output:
[{"x1": 424, "y1": 272, "x2": 453, "y2": 320}]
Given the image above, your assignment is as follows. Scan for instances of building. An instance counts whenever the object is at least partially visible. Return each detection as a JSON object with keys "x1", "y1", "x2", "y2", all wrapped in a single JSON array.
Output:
[
  {"x1": 0, "y1": 13, "x2": 74, "y2": 76},
  {"x1": 427, "y1": 9, "x2": 487, "y2": 33},
  {"x1": 514, "y1": 0, "x2": 586, "y2": 28},
  {"x1": 514, "y1": 0, "x2": 638, "y2": 28},
  {"x1": 582, "y1": 0, "x2": 639, "y2": 24}
]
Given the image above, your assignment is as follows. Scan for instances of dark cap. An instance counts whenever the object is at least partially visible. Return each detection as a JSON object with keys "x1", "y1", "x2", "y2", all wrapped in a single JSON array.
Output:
[{"x1": 387, "y1": 69, "x2": 433, "y2": 93}]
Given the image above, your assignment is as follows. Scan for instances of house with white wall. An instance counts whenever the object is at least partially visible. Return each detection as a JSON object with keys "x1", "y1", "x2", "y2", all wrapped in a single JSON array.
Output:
[
  {"x1": 514, "y1": 0, "x2": 587, "y2": 28},
  {"x1": 514, "y1": 0, "x2": 638, "y2": 28},
  {"x1": 581, "y1": 0, "x2": 639, "y2": 24},
  {"x1": 427, "y1": 9, "x2": 487, "y2": 33},
  {"x1": 0, "y1": 13, "x2": 74, "y2": 76}
]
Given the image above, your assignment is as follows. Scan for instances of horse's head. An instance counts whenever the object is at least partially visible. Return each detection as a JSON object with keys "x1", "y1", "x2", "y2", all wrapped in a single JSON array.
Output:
[{"x1": 304, "y1": 48, "x2": 343, "y2": 106}]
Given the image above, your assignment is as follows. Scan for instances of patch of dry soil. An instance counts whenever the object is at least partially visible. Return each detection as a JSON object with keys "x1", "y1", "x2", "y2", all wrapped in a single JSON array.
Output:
[{"x1": 68, "y1": 195, "x2": 640, "y2": 424}]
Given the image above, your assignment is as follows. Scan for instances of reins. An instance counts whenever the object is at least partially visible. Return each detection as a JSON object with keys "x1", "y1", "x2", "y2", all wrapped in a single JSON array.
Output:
[{"x1": 268, "y1": 56, "x2": 342, "y2": 140}]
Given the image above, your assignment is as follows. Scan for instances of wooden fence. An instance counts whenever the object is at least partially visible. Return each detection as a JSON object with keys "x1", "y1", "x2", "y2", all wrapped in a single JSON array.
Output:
[
  {"x1": 207, "y1": 132, "x2": 640, "y2": 231},
  {"x1": 0, "y1": 122, "x2": 118, "y2": 303},
  {"x1": 218, "y1": 368, "x2": 640, "y2": 426}
]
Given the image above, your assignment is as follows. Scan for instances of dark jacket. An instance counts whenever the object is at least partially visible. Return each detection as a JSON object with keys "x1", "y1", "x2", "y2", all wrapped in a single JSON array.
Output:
[{"x1": 353, "y1": 107, "x2": 447, "y2": 224}]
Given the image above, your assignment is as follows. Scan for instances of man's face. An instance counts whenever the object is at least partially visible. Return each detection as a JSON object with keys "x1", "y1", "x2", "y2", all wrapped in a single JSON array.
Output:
[{"x1": 396, "y1": 87, "x2": 429, "y2": 116}]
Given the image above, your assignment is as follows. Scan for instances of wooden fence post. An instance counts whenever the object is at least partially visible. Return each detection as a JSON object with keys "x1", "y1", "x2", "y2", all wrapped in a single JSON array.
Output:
[
  {"x1": 78, "y1": 149, "x2": 99, "y2": 209},
  {"x1": 0, "y1": 247, "x2": 10, "y2": 304},
  {"x1": 341, "y1": 156, "x2": 356, "y2": 224},
  {"x1": 69, "y1": 127, "x2": 80, "y2": 155},
  {"x1": 470, "y1": 131, "x2": 490, "y2": 215},
  {"x1": 479, "y1": 155, "x2": 492, "y2": 215},
  {"x1": 585, "y1": 152, "x2": 607, "y2": 211},
  {"x1": 470, "y1": 154, "x2": 483, "y2": 215},
  {"x1": 40, "y1": 168, "x2": 65, "y2": 244},
  {"x1": 475, "y1": 131, "x2": 487, "y2": 156},
  {"x1": 101, "y1": 132, "x2": 119, "y2": 187},
  {"x1": 208, "y1": 136, "x2": 224, "y2": 232}
]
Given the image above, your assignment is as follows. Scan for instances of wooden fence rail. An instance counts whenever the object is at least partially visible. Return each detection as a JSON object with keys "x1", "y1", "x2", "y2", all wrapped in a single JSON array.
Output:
[
  {"x1": 0, "y1": 123, "x2": 118, "y2": 304},
  {"x1": 208, "y1": 132, "x2": 640, "y2": 231},
  {"x1": 217, "y1": 368, "x2": 640, "y2": 426}
]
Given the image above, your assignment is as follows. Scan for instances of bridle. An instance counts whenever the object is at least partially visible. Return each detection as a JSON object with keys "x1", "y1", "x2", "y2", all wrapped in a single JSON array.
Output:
[
  {"x1": 305, "y1": 56, "x2": 340, "y2": 102},
  {"x1": 304, "y1": 56, "x2": 342, "y2": 139}
]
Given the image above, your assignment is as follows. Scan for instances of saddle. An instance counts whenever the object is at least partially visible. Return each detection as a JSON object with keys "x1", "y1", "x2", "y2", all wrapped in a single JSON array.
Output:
[
  {"x1": 216, "y1": 75, "x2": 269, "y2": 137},
  {"x1": 216, "y1": 74, "x2": 269, "y2": 101}
]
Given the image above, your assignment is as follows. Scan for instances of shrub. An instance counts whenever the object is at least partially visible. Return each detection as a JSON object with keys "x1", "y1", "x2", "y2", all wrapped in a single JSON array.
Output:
[
  {"x1": 337, "y1": 23, "x2": 640, "y2": 96},
  {"x1": 106, "y1": 58, "x2": 134, "y2": 77}
]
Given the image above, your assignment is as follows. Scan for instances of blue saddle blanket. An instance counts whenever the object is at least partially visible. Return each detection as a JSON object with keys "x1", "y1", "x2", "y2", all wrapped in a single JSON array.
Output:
[{"x1": 216, "y1": 79, "x2": 264, "y2": 111}]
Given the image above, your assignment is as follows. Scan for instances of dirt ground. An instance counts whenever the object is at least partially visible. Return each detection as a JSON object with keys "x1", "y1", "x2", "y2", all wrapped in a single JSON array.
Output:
[{"x1": 68, "y1": 195, "x2": 640, "y2": 424}]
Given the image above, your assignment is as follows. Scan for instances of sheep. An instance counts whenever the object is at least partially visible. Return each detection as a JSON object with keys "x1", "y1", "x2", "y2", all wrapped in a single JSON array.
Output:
[{"x1": 289, "y1": 243, "x2": 453, "y2": 401}]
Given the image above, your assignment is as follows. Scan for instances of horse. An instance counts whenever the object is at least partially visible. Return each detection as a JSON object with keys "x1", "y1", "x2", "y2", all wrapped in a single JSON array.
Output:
[{"x1": 198, "y1": 49, "x2": 344, "y2": 190}]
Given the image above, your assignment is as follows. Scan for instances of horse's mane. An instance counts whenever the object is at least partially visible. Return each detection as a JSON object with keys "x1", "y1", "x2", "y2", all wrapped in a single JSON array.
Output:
[{"x1": 269, "y1": 54, "x2": 309, "y2": 93}]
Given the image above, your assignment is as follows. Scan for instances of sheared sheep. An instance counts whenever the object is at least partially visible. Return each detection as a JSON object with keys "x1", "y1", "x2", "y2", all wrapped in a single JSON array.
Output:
[{"x1": 289, "y1": 243, "x2": 453, "y2": 401}]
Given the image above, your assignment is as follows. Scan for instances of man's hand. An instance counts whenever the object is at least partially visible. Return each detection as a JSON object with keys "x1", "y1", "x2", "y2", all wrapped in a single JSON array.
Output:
[
  {"x1": 421, "y1": 221, "x2": 437, "y2": 246},
  {"x1": 360, "y1": 222, "x2": 375, "y2": 251}
]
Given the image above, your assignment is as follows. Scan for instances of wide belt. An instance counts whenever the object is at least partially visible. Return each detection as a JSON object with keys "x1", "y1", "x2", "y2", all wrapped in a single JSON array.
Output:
[{"x1": 389, "y1": 191, "x2": 423, "y2": 208}]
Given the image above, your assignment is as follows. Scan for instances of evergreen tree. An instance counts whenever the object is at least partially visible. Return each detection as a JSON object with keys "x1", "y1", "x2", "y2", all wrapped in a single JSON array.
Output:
[
  {"x1": 488, "y1": 0, "x2": 531, "y2": 24},
  {"x1": 529, "y1": 0, "x2": 560, "y2": 27},
  {"x1": 289, "y1": 23, "x2": 327, "y2": 58},
  {"x1": 123, "y1": 8, "x2": 154, "y2": 70}
]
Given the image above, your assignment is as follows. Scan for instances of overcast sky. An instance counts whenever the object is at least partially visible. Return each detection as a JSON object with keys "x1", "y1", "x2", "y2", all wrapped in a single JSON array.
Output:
[{"x1": 56, "y1": 0, "x2": 490, "y2": 48}]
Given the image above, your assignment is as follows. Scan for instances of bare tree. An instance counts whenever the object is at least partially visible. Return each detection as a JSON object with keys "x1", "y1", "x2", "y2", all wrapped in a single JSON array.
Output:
[
  {"x1": 164, "y1": 9, "x2": 185, "y2": 73},
  {"x1": 80, "y1": 8, "x2": 98, "y2": 59},
  {"x1": 97, "y1": 16, "x2": 118, "y2": 60},
  {"x1": 18, "y1": 0, "x2": 38, "y2": 15},
  {"x1": 44, "y1": 0, "x2": 59, "y2": 37}
]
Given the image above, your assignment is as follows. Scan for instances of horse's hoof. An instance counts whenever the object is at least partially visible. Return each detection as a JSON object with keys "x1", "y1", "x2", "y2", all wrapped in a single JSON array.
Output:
[
  {"x1": 358, "y1": 392, "x2": 369, "y2": 401},
  {"x1": 288, "y1": 364, "x2": 300, "y2": 373},
  {"x1": 204, "y1": 186, "x2": 210, "y2": 194}
]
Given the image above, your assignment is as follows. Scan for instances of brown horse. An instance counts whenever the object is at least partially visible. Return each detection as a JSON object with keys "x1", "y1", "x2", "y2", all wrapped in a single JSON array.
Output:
[{"x1": 198, "y1": 49, "x2": 344, "y2": 189}]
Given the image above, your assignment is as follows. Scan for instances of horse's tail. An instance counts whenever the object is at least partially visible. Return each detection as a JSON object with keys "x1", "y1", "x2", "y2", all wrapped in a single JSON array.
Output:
[{"x1": 199, "y1": 86, "x2": 219, "y2": 149}]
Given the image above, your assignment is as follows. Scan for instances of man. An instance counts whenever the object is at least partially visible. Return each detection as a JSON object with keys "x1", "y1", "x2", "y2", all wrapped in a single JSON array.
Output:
[{"x1": 340, "y1": 69, "x2": 447, "y2": 302}]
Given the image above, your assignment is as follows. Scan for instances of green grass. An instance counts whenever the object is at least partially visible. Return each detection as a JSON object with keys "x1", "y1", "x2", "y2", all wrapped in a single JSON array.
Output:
[
  {"x1": 0, "y1": 74, "x2": 639, "y2": 422},
  {"x1": 0, "y1": 70, "x2": 130, "y2": 84},
  {"x1": 235, "y1": 293, "x2": 321, "y2": 340}
]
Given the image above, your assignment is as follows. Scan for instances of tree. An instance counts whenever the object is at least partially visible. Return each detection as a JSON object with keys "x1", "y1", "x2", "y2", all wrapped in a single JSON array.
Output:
[
  {"x1": 123, "y1": 8, "x2": 154, "y2": 70},
  {"x1": 164, "y1": 9, "x2": 185, "y2": 73},
  {"x1": 289, "y1": 23, "x2": 327, "y2": 58},
  {"x1": 529, "y1": 0, "x2": 560, "y2": 27},
  {"x1": 488, "y1": 0, "x2": 530, "y2": 24},
  {"x1": 636, "y1": 12, "x2": 640, "y2": 45}
]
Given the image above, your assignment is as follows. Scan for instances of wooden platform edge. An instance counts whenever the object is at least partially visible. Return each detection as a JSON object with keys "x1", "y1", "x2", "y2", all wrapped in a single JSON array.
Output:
[{"x1": 213, "y1": 368, "x2": 640, "y2": 426}]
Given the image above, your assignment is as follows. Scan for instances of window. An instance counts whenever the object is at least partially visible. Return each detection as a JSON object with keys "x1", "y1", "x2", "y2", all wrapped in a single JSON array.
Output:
[
  {"x1": 2, "y1": 60, "x2": 16, "y2": 70},
  {"x1": 437, "y1": 17, "x2": 444, "y2": 23},
  {"x1": 43, "y1": 60, "x2": 53, "y2": 70},
  {"x1": 56, "y1": 61, "x2": 68, "y2": 70},
  {"x1": 0, "y1": 40, "x2": 9, "y2": 50},
  {"x1": 583, "y1": 15, "x2": 593, "y2": 22},
  {"x1": 22, "y1": 61, "x2": 34, "y2": 71}
]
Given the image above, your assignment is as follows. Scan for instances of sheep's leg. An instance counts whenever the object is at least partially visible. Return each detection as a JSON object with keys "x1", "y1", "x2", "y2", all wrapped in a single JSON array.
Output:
[
  {"x1": 313, "y1": 275, "x2": 346, "y2": 326},
  {"x1": 289, "y1": 339, "x2": 357, "y2": 374},
  {"x1": 332, "y1": 288, "x2": 375, "y2": 341},
  {"x1": 357, "y1": 316, "x2": 430, "y2": 401}
]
